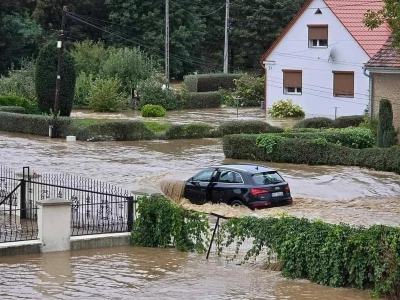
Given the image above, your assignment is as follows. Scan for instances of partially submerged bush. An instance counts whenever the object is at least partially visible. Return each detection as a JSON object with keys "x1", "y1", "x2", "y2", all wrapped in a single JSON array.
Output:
[
  {"x1": 219, "y1": 120, "x2": 283, "y2": 135},
  {"x1": 88, "y1": 77, "x2": 126, "y2": 112},
  {"x1": 231, "y1": 74, "x2": 264, "y2": 107},
  {"x1": 268, "y1": 99, "x2": 305, "y2": 118},
  {"x1": 293, "y1": 117, "x2": 334, "y2": 129},
  {"x1": 166, "y1": 123, "x2": 217, "y2": 139},
  {"x1": 141, "y1": 104, "x2": 166, "y2": 117},
  {"x1": 185, "y1": 92, "x2": 222, "y2": 109},
  {"x1": 138, "y1": 75, "x2": 180, "y2": 110}
]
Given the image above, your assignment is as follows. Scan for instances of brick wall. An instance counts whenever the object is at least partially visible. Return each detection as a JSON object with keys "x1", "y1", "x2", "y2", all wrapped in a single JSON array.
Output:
[{"x1": 372, "y1": 73, "x2": 400, "y2": 135}]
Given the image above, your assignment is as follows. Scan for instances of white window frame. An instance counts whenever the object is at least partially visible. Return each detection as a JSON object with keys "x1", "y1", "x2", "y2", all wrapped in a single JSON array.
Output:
[
  {"x1": 309, "y1": 39, "x2": 328, "y2": 48},
  {"x1": 284, "y1": 87, "x2": 302, "y2": 95}
]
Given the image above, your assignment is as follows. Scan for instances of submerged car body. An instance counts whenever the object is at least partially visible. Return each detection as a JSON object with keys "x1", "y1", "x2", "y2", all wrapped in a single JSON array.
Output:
[{"x1": 183, "y1": 164, "x2": 292, "y2": 209}]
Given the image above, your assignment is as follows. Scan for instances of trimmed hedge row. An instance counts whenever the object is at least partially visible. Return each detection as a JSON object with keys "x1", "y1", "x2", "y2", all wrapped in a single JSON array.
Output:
[
  {"x1": 218, "y1": 216, "x2": 400, "y2": 297},
  {"x1": 222, "y1": 134, "x2": 400, "y2": 173},
  {"x1": 165, "y1": 123, "x2": 218, "y2": 139},
  {"x1": 219, "y1": 120, "x2": 283, "y2": 135},
  {"x1": 0, "y1": 106, "x2": 26, "y2": 114},
  {"x1": 184, "y1": 73, "x2": 243, "y2": 92},
  {"x1": 280, "y1": 127, "x2": 375, "y2": 149},
  {"x1": 0, "y1": 112, "x2": 73, "y2": 136},
  {"x1": 294, "y1": 115, "x2": 365, "y2": 129},
  {"x1": 185, "y1": 92, "x2": 222, "y2": 109}
]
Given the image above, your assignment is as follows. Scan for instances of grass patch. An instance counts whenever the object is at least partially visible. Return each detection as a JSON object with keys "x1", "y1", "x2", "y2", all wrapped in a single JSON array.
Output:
[
  {"x1": 144, "y1": 121, "x2": 170, "y2": 133},
  {"x1": 73, "y1": 118, "x2": 114, "y2": 127}
]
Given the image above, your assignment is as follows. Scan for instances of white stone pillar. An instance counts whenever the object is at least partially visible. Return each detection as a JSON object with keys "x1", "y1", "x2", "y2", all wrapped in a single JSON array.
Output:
[{"x1": 37, "y1": 197, "x2": 71, "y2": 253}]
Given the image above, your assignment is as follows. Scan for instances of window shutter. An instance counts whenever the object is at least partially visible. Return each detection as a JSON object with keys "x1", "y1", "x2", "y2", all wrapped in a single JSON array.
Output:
[
  {"x1": 308, "y1": 25, "x2": 328, "y2": 40},
  {"x1": 283, "y1": 70, "x2": 302, "y2": 88},
  {"x1": 333, "y1": 71, "x2": 354, "y2": 96}
]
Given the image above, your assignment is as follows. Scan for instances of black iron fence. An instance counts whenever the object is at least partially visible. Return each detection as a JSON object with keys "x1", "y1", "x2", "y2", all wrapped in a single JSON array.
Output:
[{"x1": 0, "y1": 166, "x2": 38, "y2": 242}]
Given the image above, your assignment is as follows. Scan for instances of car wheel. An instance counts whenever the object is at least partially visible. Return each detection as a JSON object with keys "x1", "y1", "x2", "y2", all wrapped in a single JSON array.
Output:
[{"x1": 230, "y1": 199, "x2": 245, "y2": 207}]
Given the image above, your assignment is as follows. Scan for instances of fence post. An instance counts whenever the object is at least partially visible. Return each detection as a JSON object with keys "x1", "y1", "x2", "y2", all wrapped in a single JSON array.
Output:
[
  {"x1": 127, "y1": 196, "x2": 134, "y2": 232},
  {"x1": 20, "y1": 167, "x2": 29, "y2": 219},
  {"x1": 206, "y1": 216, "x2": 220, "y2": 260}
]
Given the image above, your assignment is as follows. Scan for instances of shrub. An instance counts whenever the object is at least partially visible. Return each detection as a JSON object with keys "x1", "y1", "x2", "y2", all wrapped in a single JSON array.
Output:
[
  {"x1": 0, "y1": 94, "x2": 40, "y2": 114},
  {"x1": 70, "y1": 40, "x2": 109, "y2": 76},
  {"x1": 166, "y1": 123, "x2": 217, "y2": 139},
  {"x1": 231, "y1": 74, "x2": 264, "y2": 107},
  {"x1": 268, "y1": 99, "x2": 305, "y2": 118},
  {"x1": 217, "y1": 215, "x2": 400, "y2": 297},
  {"x1": 141, "y1": 104, "x2": 166, "y2": 117},
  {"x1": 0, "y1": 111, "x2": 73, "y2": 136},
  {"x1": 137, "y1": 75, "x2": 180, "y2": 110},
  {"x1": 219, "y1": 120, "x2": 283, "y2": 135},
  {"x1": 75, "y1": 120, "x2": 155, "y2": 141},
  {"x1": 185, "y1": 92, "x2": 222, "y2": 109},
  {"x1": 377, "y1": 98, "x2": 397, "y2": 148},
  {"x1": 74, "y1": 71, "x2": 93, "y2": 107},
  {"x1": 293, "y1": 117, "x2": 334, "y2": 129},
  {"x1": 333, "y1": 115, "x2": 365, "y2": 128},
  {"x1": 35, "y1": 43, "x2": 76, "y2": 116},
  {"x1": 359, "y1": 116, "x2": 378, "y2": 140},
  {"x1": 88, "y1": 77, "x2": 126, "y2": 112},
  {"x1": 222, "y1": 133, "x2": 400, "y2": 173},
  {"x1": 184, "y1": 73, "x2": 243, "y2": 93},
  {"x1": 0, "y1": 106, "x2": 25, "y2": 113},
  {"x1": 131, "y1": 195, "x2": 210, "y2": 252}
]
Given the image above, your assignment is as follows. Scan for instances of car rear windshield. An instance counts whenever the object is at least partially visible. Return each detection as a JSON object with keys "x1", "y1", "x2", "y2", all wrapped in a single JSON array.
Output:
[{"x1": 252, "y1": 171, "x2": 284, "y2": 185}]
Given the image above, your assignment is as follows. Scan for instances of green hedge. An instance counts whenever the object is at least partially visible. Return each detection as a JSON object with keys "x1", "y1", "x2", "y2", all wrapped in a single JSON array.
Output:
[
  {"x1": 165, "y1": 123, "x2": 218, "y2": 139},
  {"x1": 141, "y1": 104, "x2": 166, "y2": 117},
  {"x1": 279, "y1": 127, "x2": 375, "y2": 149},
  {"x1": 75, "y1": 120, "x2": 155, "y2": 141},
  {"x1": 293, "y1": 117, "x2": 334, "y2": 129},
  {"x1": 222, "y1": 134, "x2": 400, "y2": 173},
  {"x1": 219, "y1": 120, "x2": 283, "y2": 135},
  {"x1": 184, "y1": 74, "x2": 243, "y2": 92},
  {"x1": 0, "y1": 106, "x2": 26, "y2": 114},
  {"x1": 185, "y1": 92, "x2": 222, "y2": 109},
  {"x1": 0, "y1": 112, "x2": 73, "y2": 136},
  {"x1": 332, "y1": 115, "x2": 365, "y2": 128},
  {"x1": 218, "y1": 216, "x2": 400, "y2": 297}
]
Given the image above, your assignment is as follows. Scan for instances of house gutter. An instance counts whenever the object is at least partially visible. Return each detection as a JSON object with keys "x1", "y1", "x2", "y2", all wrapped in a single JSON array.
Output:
[
  {"x1": 260, "y1": 60, "x2": 267, "y2": 111},
  {"x1": 363, "y1": 66, "x2": 373, "y2": 117}
]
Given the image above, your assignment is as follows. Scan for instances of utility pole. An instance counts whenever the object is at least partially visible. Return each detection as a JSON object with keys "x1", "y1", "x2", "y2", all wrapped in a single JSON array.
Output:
[
  {"x1": 223, "y1": 0, "x2": 230, "y2": 74},
  {"x1": 52, "y1": 6, "x2": 67, "y2": 138},
  {"x1": 165, "y1": 0, "x2": 170, "y2": 89}
]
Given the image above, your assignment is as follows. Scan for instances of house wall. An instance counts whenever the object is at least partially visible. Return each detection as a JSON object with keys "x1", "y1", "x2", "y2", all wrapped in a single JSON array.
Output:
[
  {"x1": 371, "y1": 73, "x2": 400, "y2": 134},
  {"x1": 264, "y1": 0, "x2": 370, "y2": 117}
]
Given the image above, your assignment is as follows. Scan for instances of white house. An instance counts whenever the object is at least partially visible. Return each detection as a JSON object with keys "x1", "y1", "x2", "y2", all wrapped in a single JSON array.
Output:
[{"x1": 261, "y1": 0, "x2": 391, "y2": 117}]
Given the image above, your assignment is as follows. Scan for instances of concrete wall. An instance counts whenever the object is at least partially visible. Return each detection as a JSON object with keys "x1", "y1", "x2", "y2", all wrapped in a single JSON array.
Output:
[{"x1": 263, "y1": 0, "x2": 370, "y2": 117}]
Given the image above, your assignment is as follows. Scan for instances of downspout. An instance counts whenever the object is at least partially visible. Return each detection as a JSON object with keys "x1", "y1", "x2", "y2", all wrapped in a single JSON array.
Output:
[
  {"x1": 363, "y1": 66, "x2": 373, "y2": 117},
  {"x1": 260, "y1": 61, "x2": 267, "y2": 112}
]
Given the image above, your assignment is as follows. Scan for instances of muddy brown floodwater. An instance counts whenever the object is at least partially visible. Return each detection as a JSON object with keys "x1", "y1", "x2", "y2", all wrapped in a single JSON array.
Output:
[{"x1": 0, "y1": 246, "x2": 376, "y2": 299}]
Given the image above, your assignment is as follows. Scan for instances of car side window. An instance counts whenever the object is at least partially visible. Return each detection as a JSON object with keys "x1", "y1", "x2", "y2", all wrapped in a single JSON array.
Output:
[
  {"x1": 217, "y1": 170, "x2": 244, "y2": 184},
  {"x1": 192, "y1": 169, "x2": 214, "y2": 182}
]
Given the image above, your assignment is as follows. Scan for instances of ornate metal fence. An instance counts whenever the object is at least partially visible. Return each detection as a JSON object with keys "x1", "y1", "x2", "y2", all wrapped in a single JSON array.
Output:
[
  {"x1": 24, "y1": 169, "x2": 136, "y2": 236},
  {"x1": 0, "y1": 167, "x2": 38, "y2": 242}
]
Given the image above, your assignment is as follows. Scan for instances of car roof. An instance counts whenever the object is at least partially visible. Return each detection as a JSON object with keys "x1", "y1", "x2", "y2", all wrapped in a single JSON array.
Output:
[{"x1": 212, "y1": 164, "x2": 276, "y2": 174}]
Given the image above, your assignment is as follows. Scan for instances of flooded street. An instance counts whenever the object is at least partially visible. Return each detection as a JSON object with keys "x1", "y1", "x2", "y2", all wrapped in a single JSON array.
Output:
[
  {"x1": 0, "y1": 246, "x2": 375, "y2": 299},
  {"x1": 1, "y1": 131, "x2": 400, "y2": 227}
]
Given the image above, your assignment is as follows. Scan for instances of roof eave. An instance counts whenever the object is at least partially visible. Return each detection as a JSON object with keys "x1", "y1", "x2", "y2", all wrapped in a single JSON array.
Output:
[{"x1": 365, "y1": 66, "x2": 400, "y2": 73}]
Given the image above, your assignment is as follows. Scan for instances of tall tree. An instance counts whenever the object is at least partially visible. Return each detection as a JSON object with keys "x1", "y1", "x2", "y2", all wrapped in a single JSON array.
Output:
[{"x1": 364, "y1": 0, "x2": 400, "y2": 51}]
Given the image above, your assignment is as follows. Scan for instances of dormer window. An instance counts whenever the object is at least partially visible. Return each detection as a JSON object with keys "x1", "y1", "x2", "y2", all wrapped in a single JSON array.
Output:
[{"x1": 308, "y1": 24, "x2": 328, "y2": 48}]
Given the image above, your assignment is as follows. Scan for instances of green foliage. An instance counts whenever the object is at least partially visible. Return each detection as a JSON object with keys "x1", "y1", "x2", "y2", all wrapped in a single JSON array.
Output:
[
  {"x1": 332, "y1": 115, "x2": 365, "y2": 128},
  {"x1": 100, "y1": 47, "x2": 159, "y2": 92},
  {"x1": 268, "y1": 99, "x2": 305, "y2": 118},
  {"x1": 74, "y1": 71, "x2": 93, "y2": 108},
  {"x1": 256, "y1": 134, "x2": 284, "y2": 154},
  {"x1": 0, "y1": 58, "x2": 36, "y2": 101},
  {"x1": 0, "y1": 93, "x2": 39, "y2": 114},
  {"x1": 130, "y1": 195, "x2": 210, "y2": 252},
  {"x1": 219, "y1": 120, "x2": 283, "y2": 135},
  {"x1": 141, "y1": 104, "x2": 166, "y2": 117},
  {"x1": 197, "y1": 73, "x2": 243, "y2": 92},
  {"x1": 166, "y1": 123, "x2": 218, "y2": 139},
  {"x1": 222, "y1": 134, "x2": 400, "y2": 173},
  {"x1": 378, "y1": 98, "x2": 397, "y2": 148},
  {"x1": 35, "y1": 43, "x2": 76, "y2": 116},
  {"x1": 293, "y1": 117, "x2": 335, "y2": 129},
  {"x1": 70, "y1": 40, "x2": 109, "y2": 76},
  {"x1": 186, "y1": 92, "x2": 222, "y2": 109},
  {"x1": 217, "y1": 216, "x2": 400, "y2": 297},
  {"x1": 183, "y1": 75, "x2": 198, "y2": 92},
  {"x1": 0, "y1": 111, "x2": 73, "y2": 136},
  {"x1": 0, "y1": 106, "x2": 26, "y2": 113},
  {"x1": 278, "y1": 127, "x2": 375, "y2": 149},
  {"x1": 88, "y1": 77, "x2": 127, "y2": 112},
  {"x1": 230, "y1": 74, "x2": 265, "y2": 107},
  {"x1": 359, "y1": 116, "x2": 379, "y2": 140},
  {"x1": 74, "y1": 120, "x2": 155, "y2": 141},
  {"x1": 137, "y1": 75, "x2": 180, "y2": 110},
  {"x1": 143, "y1": 121, "x2": 170, "y2": 133}
]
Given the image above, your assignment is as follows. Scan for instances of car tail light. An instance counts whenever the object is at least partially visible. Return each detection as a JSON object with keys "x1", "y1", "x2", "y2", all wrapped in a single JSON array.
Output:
[
  {"x1": 250, "y1": 188, "x2": 269, "y2": 196},
  {"x1": 285, "y1": 184, "x2": 290, "y2": 191}
]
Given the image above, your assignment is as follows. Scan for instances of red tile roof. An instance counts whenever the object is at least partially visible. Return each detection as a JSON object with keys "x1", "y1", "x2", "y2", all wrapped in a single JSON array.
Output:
[
  {"x1": 325, "y1": 0, "x2": 391, "y2": 58},
  {"x1": 365, "y1": 35, "x2": 400, "y2": 68},
  {"x1": 261, "y1": 0, "x2": 392, "y2": 63}
]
